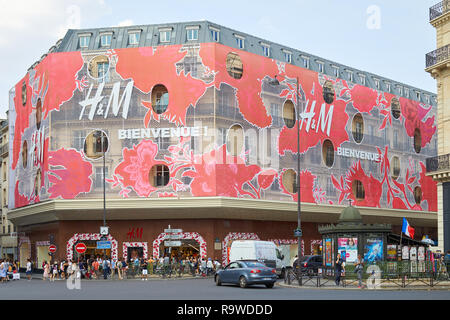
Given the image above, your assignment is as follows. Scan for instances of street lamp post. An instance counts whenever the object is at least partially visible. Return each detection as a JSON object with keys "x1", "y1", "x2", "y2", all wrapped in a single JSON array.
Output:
[{"x1": 269, "y1": 75, "x2": 303, "y2": 285}]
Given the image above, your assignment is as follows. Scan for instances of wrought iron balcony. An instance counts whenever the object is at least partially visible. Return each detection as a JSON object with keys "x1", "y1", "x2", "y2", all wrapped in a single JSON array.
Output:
[
  {"x1": 426, "y1": 154, "x2": 450, "y2": 173},
  {"x1": 426, "y1": 44, "x2": 450, "y2": 68},
  {"x1": 430, "y1": 0, "x2": 450, "y2": 21}
]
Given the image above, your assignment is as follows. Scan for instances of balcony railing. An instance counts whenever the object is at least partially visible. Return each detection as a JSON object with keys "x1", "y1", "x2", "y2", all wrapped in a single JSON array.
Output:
[
  {"x1": 430, "y1": 0, "x2": 450, "y2": 21},
  {"x1": 426, "y1": 44, "x2": 450, "y2": 68},
  {"x1": 426, "y1": 154, "x2": 450, "y2": 173}
]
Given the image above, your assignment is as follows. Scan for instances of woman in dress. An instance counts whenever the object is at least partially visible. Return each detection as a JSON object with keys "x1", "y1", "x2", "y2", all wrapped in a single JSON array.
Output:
[
  {"x1": 43, "y1": 260, "x2": 49, "y2": 281},
  {"x1": 0, "y1": 260, "x2": 7, "y2": 283}
]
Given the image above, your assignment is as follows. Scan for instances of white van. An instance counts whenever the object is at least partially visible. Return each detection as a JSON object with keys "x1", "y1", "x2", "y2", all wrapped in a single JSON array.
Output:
[{"x1": 229, "y1": 240, "x2": 287, "y2": 277}]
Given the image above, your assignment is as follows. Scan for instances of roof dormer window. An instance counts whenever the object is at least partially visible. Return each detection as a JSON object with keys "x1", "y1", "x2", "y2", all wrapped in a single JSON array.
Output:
[
  {"x1": 235, "y1": 34, "x2": 245, "y2": 49},
  {"x1": 128, "y1": 30, "x2": 141, "y2": 45},
  {"x1": 261, "y1": 42, "x2": 270, "y2": 57},
  {"x1": 159, "y1": 28, "x2": 172, "y2": 43},
  {"x1": 100, "y1": 32, "x2": 112, "y2": 47},
  {"x1": 186, "y1": 26, "x2": 199, "y2": 41}
]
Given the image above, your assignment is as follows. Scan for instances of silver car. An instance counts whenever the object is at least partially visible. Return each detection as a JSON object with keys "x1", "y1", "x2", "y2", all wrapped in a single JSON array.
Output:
[{"x1": 215, "y1": 260, "x2": 277, "y2": 288}]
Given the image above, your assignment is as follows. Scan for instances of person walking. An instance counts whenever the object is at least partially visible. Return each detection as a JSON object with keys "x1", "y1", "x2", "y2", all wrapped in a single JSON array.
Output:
[
  {"x1": 0, "y1": 260, "x2": 6, "y2": 283},
  {"x1": 117, "y1": 259, "x2": 123, "y2": 280},
  {"x1": 207, "y1": 258, "x2": 214, "y2": 276},
  {"x1": 109, "y1": 258, "x2": 115, "y2": 280},
  {"x1": 26, "y1": 259, "x2": 33, "y2": 281},
  {"x1": 355, "y1": 254, "x2": 364, "y2": 288},
  {"x1": 148, "y1": 256, "x2": 154, "y2": 277},
  {"x1": 163, "y1": 255, "x2": 170, "y2": 278},
  {"x1": 122, "y1": 259, "x2": 128, "y2": 279},
  {"x1": 43, "y1": 261, "x2": 50, "y2": 281},
  {"x1": 335, "y1": 253, "x2": 345, "y2": 286},
  {"x1": 141, "y1": 258, "x2": 148, "y2": 281}
]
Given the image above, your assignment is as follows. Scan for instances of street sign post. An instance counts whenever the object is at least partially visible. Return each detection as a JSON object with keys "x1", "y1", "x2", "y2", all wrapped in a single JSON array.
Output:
[
  {"x1": 164, "y1": 241, "x2": 182, "y2": 247},
  {"x1": 164, "y1": 225, "x2": 183, "y2": 255}
]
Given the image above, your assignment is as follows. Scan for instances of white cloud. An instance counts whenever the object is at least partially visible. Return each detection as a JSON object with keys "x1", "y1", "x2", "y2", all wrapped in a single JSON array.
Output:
[{"x1": 117, "y1": 19, "x2": 134, "y2": 27}]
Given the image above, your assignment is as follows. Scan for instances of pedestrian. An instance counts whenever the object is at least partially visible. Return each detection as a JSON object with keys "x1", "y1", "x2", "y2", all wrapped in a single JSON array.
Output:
[
  {"x1": 63, "y1": 260, "x2": 69, "y2": 279},
  {"x1": 92, "y1": 258, "x2": 99, "y2": 279},
  {"x1": 43, "y1": 261, "x2": 50, "y2": 281},
  {"x1": 116, "y1": 258, "x2": 122, "y2": 280},
  {"x1": 148, "y1": 256, "x2": 154, "y2": 276},
  {"x1": 0, "y1": 260, "x2": 6, "y2": 283},
  {"x1": 26, "y1": 259, "x2": 33, "y2": 281},
  {"x1": 102, "y1": 257, "x2": 109, "y2": 280},
  {"x1": 335, "y1": 253, "x2": 345, "y2": 286},
  {"x1": 200, "y1": 258, "x2": 207, "y2": 277},
  {"x1": 141, "y1": 258, "x2": 148, "y2": 281},
  {"x1": 214, "y1": 258, "x2": 221, "y2": 273},
  {"x1": 207, "y1": 258, "x2": 214, "y2": 276},
  {"x1": 355, "y1": 254, "x2": 364, "y2": 288},
  {"x1": 163, "y1": 255, "x2": 170, "y2": 278},
  {"x1": 122, "y1": 259, "x2": 128, "y2": 279},
  {"x1": 110, "y1": 258, "x2": 116, "y2": 280}
]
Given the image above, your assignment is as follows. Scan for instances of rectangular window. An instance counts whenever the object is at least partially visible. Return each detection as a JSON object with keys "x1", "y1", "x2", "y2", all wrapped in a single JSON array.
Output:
[
  {"x1": 97, "y1": 62, "x2": 109, "y2": 83},
  {"x1": 347, "y1": 70, "x2": 354, "y2": 82},
  {"x1": 187, "y1": 28, "x2": 199, "y2": 41},
  {"x1": 398, "y1": 86, "x2": 403, "y2": 96},
  {"x1": 94, "y1": 167, "x2": 109, "y2": 189},
  {"x1": 210, "y1": 28, "x2": 220, "y2": 42},
  {"x1": 235, "y1": 36, "x2": 245, "y2": 49},
  {"x1": 72, "y1": 130, "x2": 86, "y2": 150},
  {"x1": 359, "y1": 74, "x2": 366, "y2": 85},
  {"x1": 270, "y1": 103, "x2": 280, "y2": 127},
  {"x1": 283, "y1": 51, "x2": 292, "y2": 64},
  {"x1": 155, "y1": 136, "x2": 171, "y2": 150},
  {"x1": 374, "y1": 78, "x2": 380, "y2": 90},
  {"x1": 79, "y1": 36, "x2": 90, "y2": 49},
  {"x1": 128, "y1": 32, "x2": 140, "y2": 45},
  {"x1": 100, "y1": 34, "x2": 112, "y2": 47},
  {"x1": 416, "y1": 91, "x2": 421, "y2": 100},
  {"x1": 385, "y1": 82, "x2": 391, "y2": 92},
  {"x1": 160, "y1": 30, "x2": 171, "y2": 43},
  {"x1": 393, "y1": 130, "x2": 398, "y2": 148},
  {"x1": 302, "y1": 56, "x2": 310, "y2": 69},
  {"x1": 332, "y1": 66, "x2": 339, "y2": 77},
  {"x1": 317, "y1": 61, "x2": 324, "y2": 73},
  {"x1": 404, "y1": 88, "x2": 409, "y2": 98},
  {"x1": 261, "y1": 43, "x2": 270, "y2": 57}
]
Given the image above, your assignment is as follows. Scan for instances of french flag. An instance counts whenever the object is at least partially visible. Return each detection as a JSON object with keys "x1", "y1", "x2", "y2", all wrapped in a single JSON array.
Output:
[{"x1": 402, "y1": 218, "x2": 415, "y2": 239}]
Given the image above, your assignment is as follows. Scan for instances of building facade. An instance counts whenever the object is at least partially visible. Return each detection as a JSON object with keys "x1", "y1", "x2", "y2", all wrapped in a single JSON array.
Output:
[
  {"x1": 0, "y1": 116, "x2": 17, "y2": 260},
  {"x1": 426, "y1": 0, "x2": 450, "y2": 253},
  {"x1": 8, "y1": 21, "x2": 438, "y2": 267}
]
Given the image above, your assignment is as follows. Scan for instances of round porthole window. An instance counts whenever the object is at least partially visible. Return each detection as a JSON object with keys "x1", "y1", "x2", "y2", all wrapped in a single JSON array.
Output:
[
  {"x1": 151, "y1": 84, "x2": 169, "y2": 114},
  {"x1": 149, "y1": 165, "x2": 170, "y2": 187},
  {"x1": 323, "y1": 80, "x2": 335, "y2": 104},
  {"x1": 322, "y1": 139, "x2": 334, "y2": 168},
  {"x1": 226, "y1": 52, "x2": 243, "y2": 80},
  {"x1": 84, "y1": 130, "x2": 109, "y2": 160},
  {"x1": 282, "y1": 100, "x2": 296, "y2": 129},
  {"x1": 226, "y1": 124, "x2": 244, "y2": 156},
  {"x1": 282, "y1": 169, "x2": 297, "y2": 194}
]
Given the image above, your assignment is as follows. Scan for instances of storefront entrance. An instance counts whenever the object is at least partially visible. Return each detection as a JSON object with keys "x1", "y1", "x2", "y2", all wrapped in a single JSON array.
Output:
[
  {"x1": 72, "y1": 241, "x2": 111, "y2": 261},
  {"x1": 161, "y1": 239, "x2": 200, "y2": 259}
]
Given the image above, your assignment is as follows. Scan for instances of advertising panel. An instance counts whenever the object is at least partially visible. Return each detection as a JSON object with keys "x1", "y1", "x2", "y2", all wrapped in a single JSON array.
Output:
[
  {"x1": 402, "y1": 246, "x2": 410, "y2": 260},
  {"x1": 337, "y1": 237, "x2": 358, "y2": 263},
  {"x1": 364, "y1": 238, "x2": 383, "y2": 263},
  {"x1": 387, "y1": 244, "x2": 397, "y2": 261},
  {"x1": 325, "y1": 238, "x2": 333, "y2": 267}
]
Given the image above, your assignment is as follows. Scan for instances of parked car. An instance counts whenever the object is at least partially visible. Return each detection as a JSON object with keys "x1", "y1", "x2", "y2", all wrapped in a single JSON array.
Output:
[
  {"x1": 293, "y1": 255, "x2": 323, "y2": 274},
  {"x1": 215, "y1": 260, "x2": 277, "y2": 288}
]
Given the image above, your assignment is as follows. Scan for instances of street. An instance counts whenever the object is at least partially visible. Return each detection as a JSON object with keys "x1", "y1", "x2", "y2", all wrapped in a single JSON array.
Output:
[{"x1": 0, "y1": 278, "x2": 449, "y2": 300}]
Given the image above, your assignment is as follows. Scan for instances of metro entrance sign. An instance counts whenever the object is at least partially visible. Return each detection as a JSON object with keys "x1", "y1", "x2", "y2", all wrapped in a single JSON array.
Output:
[{"x1": 75, "y1": 243, "x2": 87, "y2": 254}]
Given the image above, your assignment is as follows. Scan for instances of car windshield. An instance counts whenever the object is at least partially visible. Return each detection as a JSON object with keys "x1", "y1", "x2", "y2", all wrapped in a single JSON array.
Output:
[{"x1": 242, "y1": 261, "x2": 266, "y2": 268}]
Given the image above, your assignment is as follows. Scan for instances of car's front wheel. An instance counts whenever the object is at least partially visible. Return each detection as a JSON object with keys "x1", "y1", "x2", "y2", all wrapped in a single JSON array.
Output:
[
  {"x1": 215, "y1": 275, "x2": 222, "y2": 286},
  {"x1": 265, "y1": 283, "x2": 274, "y2": 288},
  {"x1": 239, "y1": 276, "x2": 248, "y2": 288}
]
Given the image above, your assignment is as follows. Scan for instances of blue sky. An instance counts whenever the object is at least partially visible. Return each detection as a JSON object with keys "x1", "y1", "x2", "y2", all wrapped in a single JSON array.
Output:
[{"x1": 0, "y1": 0, "x2": 438, "y2": 119}]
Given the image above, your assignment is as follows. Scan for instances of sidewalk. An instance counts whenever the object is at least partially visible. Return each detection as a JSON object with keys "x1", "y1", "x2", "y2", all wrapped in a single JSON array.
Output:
[
  {"x1": 278, "y1": 277, "x2": 450, "y2": 290},
  {"x1": 22, "y1": 272, "x2": 215, "y2": 281}
]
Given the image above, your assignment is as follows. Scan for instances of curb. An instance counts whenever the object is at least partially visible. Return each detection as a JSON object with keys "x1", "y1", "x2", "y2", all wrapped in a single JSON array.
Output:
[{"x1": 277, "y1": 281, "x2": 450, "y2": 291}]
